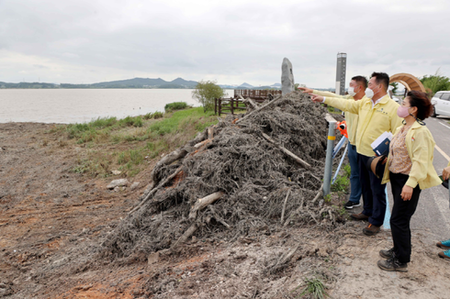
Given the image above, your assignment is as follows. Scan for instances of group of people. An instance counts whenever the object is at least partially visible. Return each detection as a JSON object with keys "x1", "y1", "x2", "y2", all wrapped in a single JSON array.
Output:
[{"x1": 299, "y1": 72, "x2": 450, "y2": 272}]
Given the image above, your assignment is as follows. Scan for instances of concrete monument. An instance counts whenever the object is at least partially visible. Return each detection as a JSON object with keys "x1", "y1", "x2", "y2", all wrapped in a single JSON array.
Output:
[{"x1": 281, "y1": 58, "x2": 294, "y2": 95}]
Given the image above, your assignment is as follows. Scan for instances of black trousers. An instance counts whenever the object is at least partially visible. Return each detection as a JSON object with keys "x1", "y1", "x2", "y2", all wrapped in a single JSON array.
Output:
[
  {"x1": 389, "y1": 172, "x2": 421, "y2": 264},
  {"x1": 358, "y1": 154, "x2": 387, "y2": 226}
]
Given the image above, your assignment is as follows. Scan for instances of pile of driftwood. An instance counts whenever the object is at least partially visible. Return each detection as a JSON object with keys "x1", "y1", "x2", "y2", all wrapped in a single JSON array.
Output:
[{"x1": 103, "y1": 91, "x2": 338, "y2": 261}]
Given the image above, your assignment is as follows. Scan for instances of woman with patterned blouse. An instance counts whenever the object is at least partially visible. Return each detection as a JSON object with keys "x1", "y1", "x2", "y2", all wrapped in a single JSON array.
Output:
[{"x1": 378, "y1": 90, "x2": 441, "y2": 272}]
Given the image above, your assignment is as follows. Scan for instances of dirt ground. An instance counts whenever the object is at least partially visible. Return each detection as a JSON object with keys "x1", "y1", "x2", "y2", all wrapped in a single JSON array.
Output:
[{"x1": 1, "y1": 122, "x2": 450, "y2": 299}]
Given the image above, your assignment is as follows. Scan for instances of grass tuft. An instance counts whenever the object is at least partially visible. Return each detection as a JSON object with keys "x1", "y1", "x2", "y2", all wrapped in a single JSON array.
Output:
[{"x1": 292, "y1": 276, "x2": 329, "y2": 299}]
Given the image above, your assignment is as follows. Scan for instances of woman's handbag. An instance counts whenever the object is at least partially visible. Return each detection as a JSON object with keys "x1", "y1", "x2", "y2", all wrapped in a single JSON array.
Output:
[{"x1": 367, "y1": 155, "x2": 388, "y2": 179}]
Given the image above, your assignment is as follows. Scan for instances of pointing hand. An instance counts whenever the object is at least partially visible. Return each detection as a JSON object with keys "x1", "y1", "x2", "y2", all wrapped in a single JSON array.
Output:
[
  {"x1": 298, "y1": 87, "x2": 313, "y2": 94},
  {"x1": 310, "y1": 94, "x2": 324, "y2": 103}
]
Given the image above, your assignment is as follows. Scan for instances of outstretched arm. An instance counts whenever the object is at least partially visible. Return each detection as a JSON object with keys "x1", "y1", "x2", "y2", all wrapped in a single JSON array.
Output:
[
  {"x1": 299, "y1": 87, "x2": 347, "y2": 98},
  {"x1": 310, "y1": 94, "x2": 325, "y2": 103}
]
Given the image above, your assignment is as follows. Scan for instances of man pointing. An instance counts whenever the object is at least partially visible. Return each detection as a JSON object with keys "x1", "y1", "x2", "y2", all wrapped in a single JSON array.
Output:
[
  {"x1": 299, "y1": 76, "x2": 368, "y2": 210},
  {"x1": 308, "y1": 72, "x2": 402, "y2": 236}
]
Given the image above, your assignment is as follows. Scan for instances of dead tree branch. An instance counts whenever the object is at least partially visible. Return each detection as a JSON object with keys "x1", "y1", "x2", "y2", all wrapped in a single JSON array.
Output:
[{"x1": 261, "y1": 133, "x2": 312, "y2": 169}]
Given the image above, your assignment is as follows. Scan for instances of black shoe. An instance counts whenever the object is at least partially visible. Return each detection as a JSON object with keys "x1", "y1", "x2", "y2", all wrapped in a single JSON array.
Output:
[
  {"x1": 344, "y1": 200, "x2": 361, "y2": 210},
  {"x1": 377, "y1": 257, "x2": 408, "y2": 272},
  {"x1": 379, "y1": 248, "x2": 394, "y2": 259}
]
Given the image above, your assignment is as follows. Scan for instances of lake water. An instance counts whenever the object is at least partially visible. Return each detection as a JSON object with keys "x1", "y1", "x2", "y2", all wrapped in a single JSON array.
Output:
[{"x1": 0, "y1": 89, "x2": 233, "y2": 124}]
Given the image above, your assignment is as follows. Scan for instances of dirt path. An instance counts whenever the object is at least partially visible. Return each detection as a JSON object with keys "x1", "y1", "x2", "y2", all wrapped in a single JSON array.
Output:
[{"x1": 1, "y1": 122, "x2": 450, "y2": 298}]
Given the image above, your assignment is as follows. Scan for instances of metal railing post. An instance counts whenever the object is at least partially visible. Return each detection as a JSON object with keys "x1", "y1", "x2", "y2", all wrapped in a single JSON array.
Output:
[{"x1": 323, "y1": 113, "x2": 337, "y2": 197}]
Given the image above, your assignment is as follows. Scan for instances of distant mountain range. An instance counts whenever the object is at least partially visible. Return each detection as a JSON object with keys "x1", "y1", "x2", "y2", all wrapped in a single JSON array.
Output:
[
  {"x1": 0, "y1": 78, "x2": 282, "y2": 90},
  {"x1": 61, "y1": 77, "x2": 200, "y2": 89}
]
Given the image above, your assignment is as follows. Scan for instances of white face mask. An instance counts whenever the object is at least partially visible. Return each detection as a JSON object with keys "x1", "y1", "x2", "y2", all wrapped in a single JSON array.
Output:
[
  {"x1": 348, "y1": 86, "x2": 356, "y2": 97},
  {"x1": 365, "y1": 88, "x2": 374, "y2": 99}
]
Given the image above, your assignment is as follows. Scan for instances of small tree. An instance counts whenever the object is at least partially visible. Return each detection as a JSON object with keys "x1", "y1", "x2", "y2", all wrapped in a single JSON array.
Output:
[
  {"x1": 390, "y1": 82, "x2": 399, "y2": 94},
  {"x1": 192, "y1": 80, "x2": 225, "y2": 112},
  {"x1": 420, "y1": 69, "x2": 450, "y2": 96}
]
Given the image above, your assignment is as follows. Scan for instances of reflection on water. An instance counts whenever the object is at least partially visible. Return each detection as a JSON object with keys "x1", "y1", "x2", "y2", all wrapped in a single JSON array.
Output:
[{"x1": 1, "y1": 89, "x2": 233, "y2": 124}]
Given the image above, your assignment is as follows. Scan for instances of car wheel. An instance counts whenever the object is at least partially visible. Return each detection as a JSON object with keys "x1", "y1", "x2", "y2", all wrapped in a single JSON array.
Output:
[{"x1": 432, "y1": 105, "x2": 437, "y2": 117}]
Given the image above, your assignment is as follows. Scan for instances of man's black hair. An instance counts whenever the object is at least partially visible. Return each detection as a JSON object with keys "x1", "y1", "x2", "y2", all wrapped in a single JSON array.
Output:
[
  {"x1": 371, "y1": 72, "x2": 389, "y2": 89},
  {"x1": 351, "y1": 75, "x2": 368, "y2": 89}
]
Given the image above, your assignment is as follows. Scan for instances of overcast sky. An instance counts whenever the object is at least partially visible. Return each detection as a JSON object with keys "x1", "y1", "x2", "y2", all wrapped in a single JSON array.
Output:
[{"x1": 1, "y1": 0, "x2": 449, "y2": 88}]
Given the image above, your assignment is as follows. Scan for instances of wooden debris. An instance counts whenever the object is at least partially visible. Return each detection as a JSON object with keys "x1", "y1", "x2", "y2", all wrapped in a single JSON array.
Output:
[
  {"x1": 207, "y1": 205, "x2": 231, "y2": 228},
  {"x1": 129, "y1": 166, "x2": 184, "y2": 214},
  {"x1": 151, "y1": 148, "x2": 188, "y2": 184},
  {"x1": 194, "y1": 139, "x2": 212, "y2": 149},
  {"x1": 235, "y1": 95, "x2": 282, "y2": 124},
  {"x1": 239, "y1": 95, "x2": 258, "y2": 111},
  {"x1": 311, "y1": 185, "x2": 324, "y2": 205},
  {"x1": 261, "y1": 133, "x2": 312, "y2": 169},
  {"x1": 208, "y1": 126, "x2": 214, "y2": 139},
  {"x1": 171, "y1": 223, "x2": 198, "y2": 249},
  {"x1": 189, "y1": 191, "x2": 225, "y2": 219},
  {"x1": 280, "y1": 189, "x2": 291, "y2": 224}
]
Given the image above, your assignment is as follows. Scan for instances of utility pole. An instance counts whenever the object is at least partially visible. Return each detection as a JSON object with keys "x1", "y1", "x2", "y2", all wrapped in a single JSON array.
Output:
[{"x1": 335, "y1": 53, "x2": 347, "y2": 95}]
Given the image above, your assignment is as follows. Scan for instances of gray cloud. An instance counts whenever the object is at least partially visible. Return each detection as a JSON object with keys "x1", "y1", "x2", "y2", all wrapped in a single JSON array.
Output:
[{"x1": 0, "y1": 0, "x2": 449, "y2": 87}]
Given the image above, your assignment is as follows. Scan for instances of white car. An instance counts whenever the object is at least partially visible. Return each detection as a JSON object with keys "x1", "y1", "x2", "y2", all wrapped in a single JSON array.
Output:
[{"x1": 431, "y1": 91, "x2": 450, "y2": 117}]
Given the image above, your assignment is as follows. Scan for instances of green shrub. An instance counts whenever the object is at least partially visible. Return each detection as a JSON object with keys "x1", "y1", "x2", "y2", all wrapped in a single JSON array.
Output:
[
  {"x1": 153, "y1": 111, "x2": 164, "y2": 119},
  {"x1": 119, "y1": 116, "x2": 135, "y2": 127},
  {"x1": 143, "y1": 112, "x2": 154, "y2": 120},
  {"x1": 331, "y1": 174, "x2": 350, "y2": 192},
  {"x1": 165, "y1": 102, "x2": 188, "y2": 112},
  {"x1": 90, "y1": 117, "x2": 117, "y2": 128},
  {"x1": 343, "y1": 163, "x2": 351, "y2": 178},
  {"x1": 133, "y1": 116, "x2": 143, "y2": 127},
  {"x1": 66, "y1": 123, "x2": 90, "y2": 139}
]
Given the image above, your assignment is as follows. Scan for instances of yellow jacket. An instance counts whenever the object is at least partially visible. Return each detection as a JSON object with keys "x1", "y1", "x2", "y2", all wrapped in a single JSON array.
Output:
[
  {"x1": 381, "y1": 121, "x2": 441, "y2": 189},
  {"x1": 324, "y1": 95, "x2": 403, "y2": 157},
  {"x1": 313, "y1": 90, "x2": 361, "y2": 145}
]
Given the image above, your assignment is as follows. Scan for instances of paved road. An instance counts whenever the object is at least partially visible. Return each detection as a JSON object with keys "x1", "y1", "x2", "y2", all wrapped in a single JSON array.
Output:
[{"x1": 408, "y1": 116, "x2": 450, "y2": 244}]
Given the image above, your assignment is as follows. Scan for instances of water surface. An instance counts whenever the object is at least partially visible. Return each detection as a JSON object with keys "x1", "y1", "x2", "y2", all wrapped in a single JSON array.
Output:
[{"x1": 0, "y1": 89, "x2": 232, "y2": 124}]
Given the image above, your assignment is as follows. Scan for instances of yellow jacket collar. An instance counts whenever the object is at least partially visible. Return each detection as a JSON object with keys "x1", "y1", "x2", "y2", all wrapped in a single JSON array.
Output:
[
  {"x1": 377, "y1": 95, "x2": 390, "y2": 105},
  {"x1": 399, "y1": 119, "x2": 425, "y2": 131}
]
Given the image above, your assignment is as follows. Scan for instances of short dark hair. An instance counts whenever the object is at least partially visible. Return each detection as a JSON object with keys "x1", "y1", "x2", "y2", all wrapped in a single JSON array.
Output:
[
  {"x1": 371, "y1": 72, "x2": 389, "y2": 89},
  {"x1": 351, "y1": 76, "x2": 368, "y2": 88},
  {"x1": 407, "y1": 90, "x2": 433, "y2": 120}
]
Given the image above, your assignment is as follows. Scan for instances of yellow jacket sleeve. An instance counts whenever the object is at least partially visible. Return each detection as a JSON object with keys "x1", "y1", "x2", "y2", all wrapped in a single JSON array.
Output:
[
  {"x1": 390, "y1": 111, "x2": 404, "y2": 137},
  {"x1": 315, "y1": 92, "x2": 358, "y2": 144},
  {"x1": 405, "y1": 128, "x2": 433, "y2": 188},
  {"x1": 382, "y1": 124, "x2": 441, "y2": 189},
  {"x1": 313, "y1": 90, "x2": 350, "y2": 99},
  {"x1": 325, "y1": 95, "x2": 401, "y2": 156},
  {"x1": 323, "y1": 96, "x2": 362, "y2": 114}
]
